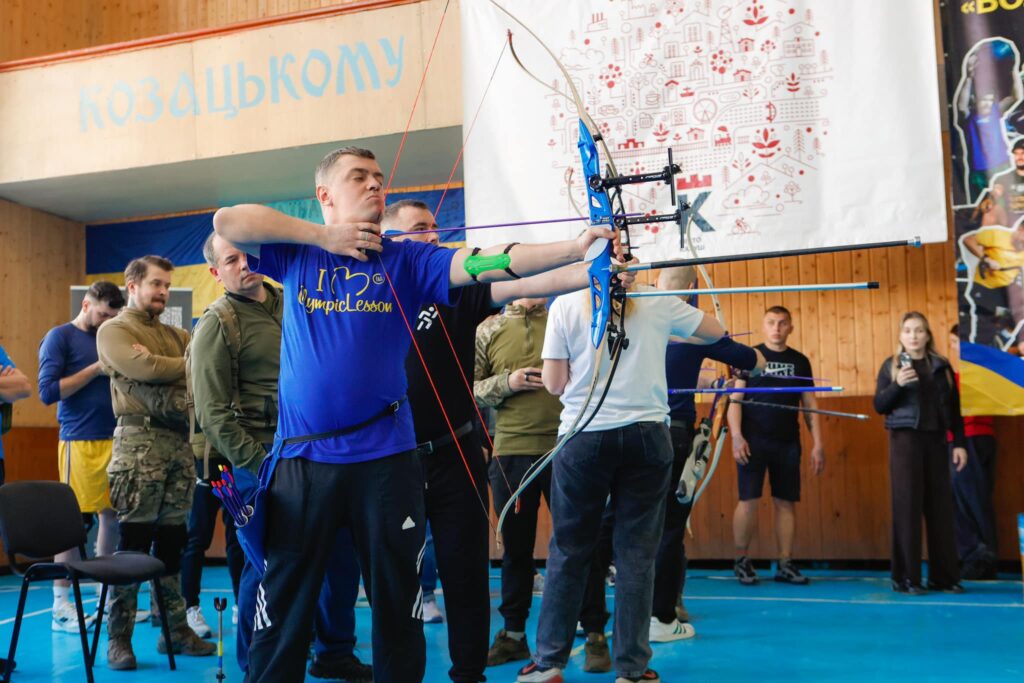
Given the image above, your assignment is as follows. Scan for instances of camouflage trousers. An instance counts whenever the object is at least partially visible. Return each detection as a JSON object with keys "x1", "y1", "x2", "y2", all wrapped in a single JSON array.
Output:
[{"x1": 106, "y1": 424, "x2": 195, "y2": 638}]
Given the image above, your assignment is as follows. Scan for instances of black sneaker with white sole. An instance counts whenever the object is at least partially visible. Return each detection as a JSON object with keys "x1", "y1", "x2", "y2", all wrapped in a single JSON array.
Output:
[
  {"x1": 774, "y1": 560, "x2": 809, "y2": 585},
  {"x1": 734, "y1": 556, "x2": 758, "y2": 585}
]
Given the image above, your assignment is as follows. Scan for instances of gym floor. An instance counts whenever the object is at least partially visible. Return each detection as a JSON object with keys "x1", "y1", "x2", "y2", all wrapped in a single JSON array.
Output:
[{"x1": 0, "y1": 566, "x2": 1020, "y2": 682}]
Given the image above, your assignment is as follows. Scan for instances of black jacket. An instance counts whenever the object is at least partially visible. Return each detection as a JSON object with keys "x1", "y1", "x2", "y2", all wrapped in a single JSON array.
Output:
[{"x1": 873, "y1": 354, "x2": 966, "y2": 448}]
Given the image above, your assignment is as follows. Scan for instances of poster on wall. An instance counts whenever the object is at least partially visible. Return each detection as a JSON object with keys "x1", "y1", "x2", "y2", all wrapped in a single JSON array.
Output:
[
  {"x1": 942, "y1": 0, "x2": 1024, "y2": 415},
  {"x1": 461, "y1": 0, "x2": 947, "y2": 262}
]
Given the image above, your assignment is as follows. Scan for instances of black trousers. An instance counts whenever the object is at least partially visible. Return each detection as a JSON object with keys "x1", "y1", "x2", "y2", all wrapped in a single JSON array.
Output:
[
  {"x1": 579, "y1": 424, "x2": 696, "y2": 629},
  {"x1": 888, "y1": 430, "x2": 961, "y2": 586},
  {"x1": 421, "y1": 431, "x2": 491, "y2": 682},
  {"x1": 488, "y1": 453, "x2": 551, "y2": 633},
  {"x1": 247, "y1": 453, "x2": 426, "y2": 683},
  {"x1": 951, "y1": 434, "x2": 999, "y2": 564},
  {"x1": 652, "y1": 424, "x2": 695, "y2": 623},
  {"x1": 181, "y1": 480, "x2": 244, "y2": 606}
]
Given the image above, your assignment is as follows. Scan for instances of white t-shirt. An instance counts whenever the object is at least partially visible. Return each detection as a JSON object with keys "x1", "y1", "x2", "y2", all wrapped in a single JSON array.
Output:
[{"x1": 542, "y1": 287, "x2": 706, "y2": 434}]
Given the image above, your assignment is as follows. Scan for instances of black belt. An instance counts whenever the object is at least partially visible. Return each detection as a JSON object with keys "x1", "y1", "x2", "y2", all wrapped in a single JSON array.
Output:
[
  {"x1": 670, "y1": 419, "x2": 694, "y2": 430},
  {"x1": 416, "y1": 421, "x2": 474, "y2": 457},
  {"x1": 282, "y1": 397, "x2": 406, "y2": 446},
  {"x1": 117, "y1": 415, "x2": 178, "y2": 432}
]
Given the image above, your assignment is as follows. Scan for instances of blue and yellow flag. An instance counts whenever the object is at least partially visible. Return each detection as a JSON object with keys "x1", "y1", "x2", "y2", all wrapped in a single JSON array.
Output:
[{"x1": 960, "y1": 341, "x2": 1024, "y2": 416}]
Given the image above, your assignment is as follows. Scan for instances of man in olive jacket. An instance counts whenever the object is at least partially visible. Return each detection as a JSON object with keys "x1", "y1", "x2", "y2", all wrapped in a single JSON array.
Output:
[
  {"x1": 191, "y1": 233, "x2": 370, "y2": 681},
  {"x1": 96, "y1": 255, "x2": 215, "y2": 670}
]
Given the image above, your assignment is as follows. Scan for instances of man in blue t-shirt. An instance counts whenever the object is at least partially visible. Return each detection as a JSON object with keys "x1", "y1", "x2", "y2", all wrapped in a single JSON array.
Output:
[
  {"x1": 38, "y1": 281, "x2": 124, "y2": 633},
  {"x1": 213, "y1": 145, "x2": 614, "y2": 683},
  {"x1": 0, "y1": 344, "x2": 33, "y2": 484}
]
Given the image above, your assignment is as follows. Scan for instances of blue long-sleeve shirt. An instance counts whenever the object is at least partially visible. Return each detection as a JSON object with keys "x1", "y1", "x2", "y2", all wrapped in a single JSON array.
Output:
[
  {"x1": 38, "y1": 324, "x2": 116, "y2": 441},
  {"x1": 0, "y1": 345, "x2": 14, "y2": 459},
  {"x1": 667, "y1": 337, "x2": 758, "y2": 425}
]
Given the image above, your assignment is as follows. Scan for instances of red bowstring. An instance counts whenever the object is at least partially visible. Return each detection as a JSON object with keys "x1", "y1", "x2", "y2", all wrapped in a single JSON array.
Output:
[{"x1": 377, "y1": 0, "x2": 495, "y2": 531}]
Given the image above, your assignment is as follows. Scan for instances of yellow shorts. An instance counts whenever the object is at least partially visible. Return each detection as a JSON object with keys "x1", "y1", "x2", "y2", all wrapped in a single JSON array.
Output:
[{"x1": 58, "y1": 439, "x2": 113, "y2": 513}]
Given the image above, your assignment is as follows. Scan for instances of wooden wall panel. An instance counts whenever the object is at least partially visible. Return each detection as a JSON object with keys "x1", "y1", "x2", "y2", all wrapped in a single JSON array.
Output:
[
  {"x1": 0, "y1": 0, "x2": 378, "y2": 63},
  {"x1": 0, "y1": 199, "x2": 85, "y2": 428}
]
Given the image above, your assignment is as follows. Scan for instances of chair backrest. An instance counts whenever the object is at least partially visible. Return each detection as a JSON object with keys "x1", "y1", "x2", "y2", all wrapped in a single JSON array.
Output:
[{"x1": 0, "y1": 482, "x2": 87, "y2": 563}]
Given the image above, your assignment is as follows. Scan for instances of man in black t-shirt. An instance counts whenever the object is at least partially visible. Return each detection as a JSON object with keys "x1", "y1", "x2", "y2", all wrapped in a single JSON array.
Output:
[
  {"x1": 727, "y1": 306, "x2": 824, "y2": 586},
  {"x1": 382, "y1": 199, "x2": 620, "y2": 683}
]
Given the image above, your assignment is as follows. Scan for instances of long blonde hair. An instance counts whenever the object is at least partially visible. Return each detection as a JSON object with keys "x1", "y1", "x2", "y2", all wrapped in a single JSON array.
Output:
[{"x1": 890, "y1": 311, "x2": 942, "y2": 377}]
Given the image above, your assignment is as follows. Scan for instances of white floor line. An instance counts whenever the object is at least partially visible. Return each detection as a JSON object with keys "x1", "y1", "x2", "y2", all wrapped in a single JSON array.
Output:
[
  {"x1": 682, "y1": 594, "x2": 1023, "y2": 609},
  {"x1": 569, "y1": 630, "x2": 612, "y2": 658},
  {"x1": 0, "y1": 598, "x2": 98, "y2": 626}
]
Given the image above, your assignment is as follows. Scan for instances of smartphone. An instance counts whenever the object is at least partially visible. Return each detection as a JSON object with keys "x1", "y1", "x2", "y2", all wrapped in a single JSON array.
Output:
[
  {"x1": 898, "y1": 351, "x2": 912, "y2": 369},
  {"x1": 525, "y1": 371, "x2": 541, "y2": 380}
]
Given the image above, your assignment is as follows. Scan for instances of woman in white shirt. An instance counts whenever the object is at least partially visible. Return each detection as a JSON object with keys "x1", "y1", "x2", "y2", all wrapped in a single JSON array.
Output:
[{"x1": 516, "y1": 287, "x2": 724, "y2": 683}]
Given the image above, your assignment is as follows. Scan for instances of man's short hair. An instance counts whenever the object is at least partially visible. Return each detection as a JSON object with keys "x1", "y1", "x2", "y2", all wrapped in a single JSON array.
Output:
[
  {"x1": 124, "y1": 255, "x2": 174, "y2": 285},
  {"x1": 381, "y1": 199, "x2": 431, "y2": 225},
  {"x1": 86, "y1": 281, "x2": 125, "y2": 309},
  {"x1": 202, "y1": 231, "x2": 218, "y2": 267},
  {"x1": 765, "y1": 305, "x2": 792, "y2": 321},
  {"x1": 1013, "y1": 138, "x2": 1024, "y2": 153},
  {"x1": 315, "y1": 146, "x2": 376, "y2": 187}
]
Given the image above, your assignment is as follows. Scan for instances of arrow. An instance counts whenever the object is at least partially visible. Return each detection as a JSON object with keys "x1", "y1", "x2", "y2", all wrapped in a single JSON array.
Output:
[{"x1": 628, "y1": 281, "x2": 879, "y2": 298}]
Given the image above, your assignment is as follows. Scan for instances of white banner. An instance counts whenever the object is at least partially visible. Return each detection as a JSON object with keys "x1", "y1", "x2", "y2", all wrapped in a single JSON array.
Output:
[{"x1": 461, "y1": 0, "x2": 947, "y2": 260}]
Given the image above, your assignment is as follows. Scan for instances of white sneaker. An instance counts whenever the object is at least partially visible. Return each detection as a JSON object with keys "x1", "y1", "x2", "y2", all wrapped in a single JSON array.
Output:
[
  {"x1": 356, "y1": 585, "x2": 370, "y2": 608},
  {"x1": 649, "y1": 617, "x2": 696, "y2": 643},
  {"x1": 422, "y1": 600, "x2": 444, "y2": 624},
  {"x1": 134, "y1": 609, "x2": 151, "y2": 623},
  {"x1": 575, "y1": 621, "x2": 585, "y2": 637},
  {"x1": 52, "y1": 601, "x2": 94, "y2": 633},
  {"x1": 187, "y1": 605, "x2": 212, "y2": 638},
  {"x1": 533, "y1": 572, "x2": 545, "y2": 594},
  {"x1": 232, "y1": 604, "x2": 238, "y2": 625}
]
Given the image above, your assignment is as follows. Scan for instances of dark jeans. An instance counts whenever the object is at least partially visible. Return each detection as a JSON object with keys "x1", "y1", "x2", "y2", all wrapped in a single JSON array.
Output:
[
  {"x1": 421, "y1": 431, "x2": 490, "y2": 682},
  {"x1": 247, "y1": 453, "x2": 425, "y2": 683},
  {"x1": 579, "y1": 424, "x2": 696, "y2": 628},
  {"x1": 535, "y1": 423, "x2": 672, "y2": 680},
  {"x1": 888, "y1": 430, "x2": 960, "y2": 586},
  {"x1": 181, "y1": 481, "x2": 244, "y2": 607},
  {"x1": 489, "y1": 453, "x2": 551, "y2": 633},
  {"x1": 951, "y1": 435, "x2": 999, "y2": 565}
]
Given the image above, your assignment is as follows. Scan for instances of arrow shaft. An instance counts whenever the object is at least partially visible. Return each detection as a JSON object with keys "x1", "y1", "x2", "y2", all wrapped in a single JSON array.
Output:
[
  {"x1": 623, "y1": 237, "x2": 921, "y2": 273},
  {"x1": 732, "y1": 398, "x2": 869, "y2": 421},
  {"x1": 669, "y1": 386, "x2": 843, "y2": 395},
  {"x1": 628, "y1": 282, "x2": 879, "y2": 298}
]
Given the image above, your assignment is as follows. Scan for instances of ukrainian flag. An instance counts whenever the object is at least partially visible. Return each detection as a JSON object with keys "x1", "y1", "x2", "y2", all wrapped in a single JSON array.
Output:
[
  {"x1": 85, "y1": 188, "x2": 465, "y2": 323},
  {"x1": 960, "y1": 341, "x2": 1024, "y2": 416}
]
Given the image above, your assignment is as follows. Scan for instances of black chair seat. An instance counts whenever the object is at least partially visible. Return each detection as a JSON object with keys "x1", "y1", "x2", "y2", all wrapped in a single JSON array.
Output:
[{"x1": 65, "y1": 552, "x2": 166, "y2": 586}]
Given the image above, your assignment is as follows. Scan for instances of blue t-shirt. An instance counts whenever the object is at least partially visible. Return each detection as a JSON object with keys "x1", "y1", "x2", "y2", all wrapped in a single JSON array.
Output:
[
  {"x1": 666, "y1": 337, "x2": 758, "y2": 424},
  {"x1": 253, "y1": 238, "x2": 455, "y2": 464},
  {"x1": 966, "y1": 102, "x2": 1009, "y2": 172},
  {"x1": 38, "y1": 323, "x2": 116, "y2": 441},
  {"x1": 0, "y1": 345, "x2": 15, "y2": 460}
]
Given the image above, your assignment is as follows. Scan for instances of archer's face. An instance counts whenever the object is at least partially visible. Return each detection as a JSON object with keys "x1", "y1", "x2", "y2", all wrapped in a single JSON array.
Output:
[
  {"x1": 385, "y1": 206, "x2": 441, "y2": 245},
  {"x1": 317, "y1": 155, "x2": 386, "y2": 224},
  {"x1": 82, "y1": 298, "x2": 120, "y2": 331}
]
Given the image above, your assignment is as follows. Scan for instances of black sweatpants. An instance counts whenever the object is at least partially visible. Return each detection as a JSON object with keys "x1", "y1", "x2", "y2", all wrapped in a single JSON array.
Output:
[
  {"x1": 951, "y1": 435, "x2": 999, "y2": 564},
  {"x1": 488, "y1": 453, "x2": 551, "y2": 633},
  {"x1": 888, "y1": 430, "x2": 960, "y2": 587},
  {"x1": 652, "y1": 424, "x2": 695, "y2": 623},
  {"x1": 247, "y1": 452, "x2": 426, "y2": 683},
  {"x1": 421, "y1": 431, "x2": 491, "y2": 683},
  {"x1": 181, "y1": 480, "x2": 244, "y2": 607}
]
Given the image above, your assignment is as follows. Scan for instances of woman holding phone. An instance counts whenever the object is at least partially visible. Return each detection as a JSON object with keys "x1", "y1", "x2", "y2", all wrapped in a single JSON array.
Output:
[{"x1": 874, "y1": 311, "x2": 968, "y2": 595}]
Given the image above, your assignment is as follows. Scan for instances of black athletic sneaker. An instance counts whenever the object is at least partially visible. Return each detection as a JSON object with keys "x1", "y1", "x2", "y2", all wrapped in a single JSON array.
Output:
[
  {"x1": 309, "y1": 653, "x2": 373, "y2": 681},
  {"x1": 774, "y1": 560, "x2": 809, "y2": 585},
  {"x1": 734, "y1": 556, "x2": 758, "y2": 585},
  {"x1": 487, "y1": 629, "x2": 531, "y2": 666}
]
